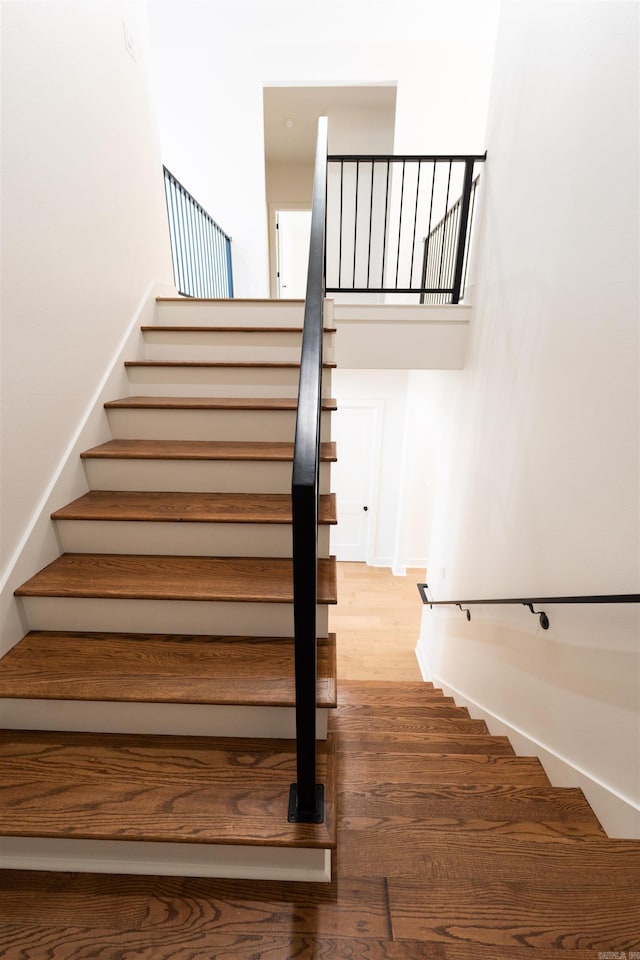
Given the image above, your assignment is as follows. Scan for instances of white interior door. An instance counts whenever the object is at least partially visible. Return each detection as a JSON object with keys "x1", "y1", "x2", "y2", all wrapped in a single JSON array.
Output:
[
  {"x1": 275, "y1": 209, "x2": 311, "y2": 298},
  {"x1": 330, "y1": 404, "x2": 379, "y2": 561}
]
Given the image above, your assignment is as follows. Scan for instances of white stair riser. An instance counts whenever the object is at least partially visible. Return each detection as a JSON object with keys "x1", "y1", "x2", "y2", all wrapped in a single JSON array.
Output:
[
  {"x1": 55, "y1": 519, "x2": 332, "y2": 558},
  {"x1": 0, "y1": 699, "x2": 329, "y2": 739},
  {"x1": 156, "y1": 300, "x2": 306, "y2": 327},
  {"x1": 83, "y1": 459, "x2": 332, "y2": 494},
  {"x1": 142, "y1": 330, "x2": 335, "y2": 364},
  {"x1": 19, "y1": 597, "x2": 331, "y2": 637},
  {"x1": 106, "y1": 408, "x2": 332, "y2": 442},
  {"x1": 0, "y1": 837, "x2": 331, "y2": 882},
  {"x1": 126, "y1": 365, "x2": 333, "y2": 399}
]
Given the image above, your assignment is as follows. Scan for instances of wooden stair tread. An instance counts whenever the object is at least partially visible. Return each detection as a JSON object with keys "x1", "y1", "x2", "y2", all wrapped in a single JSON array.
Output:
[
  {"x1": 341, "y1": 825, "x2": 639, "y2": 882},
  {"x1": 330, "y1": 714, "x2": 490, "y2": 734},
  {"x1": 339, "y1": 753, "x2": 551, "y2": 785},
  {"x1": 339, "y1": 783, "x2": 606, "y2": 837},
  {"x1": 0, "y1": 729, "x2": 336, "y2": 849},
  {"x1": 337, "y1": 732, "x2": 515, "y2": 755},
  {"x1": 124, "y1": 360, "x2": 337, "y2": 369},
  {"x1": 52, "y1": 491, "x2": 337, "y2": 525},
  {"x1": 385, "y1": 876, "x2": 640, "y2": 950},
  {"x1": 80, "y1": 439, "x2": 337, "y2": 461},
  {"x1": 0, "y1": 632, "x2": 337, "y2": 707},
  {"x1": 14, "y1": 554, "x2": 338, "y2": 603},
  {"x1": 337, "y1": 680, "x2": 446, "y2": 705},
  {"x1": 333, "y1": 703, "x2": 473, "y2": 719},
  {"x1": 141, "y1": 325, "x2": 337, "y2": 333},
  {"x1": 104, "y1": 396, "x2": 337, "y2": 410}
]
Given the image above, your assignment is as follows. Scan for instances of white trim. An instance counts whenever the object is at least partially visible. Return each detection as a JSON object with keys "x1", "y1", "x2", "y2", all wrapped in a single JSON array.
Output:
[
  {"x1": 267, "y1": 201, "x2": 311, "y2": 299},
  {"x1": 429, "y1": 671, "x2": 640, "y2": 839},
  {"x1": 0, "y1": 699, "x2": 330, "y2": 739},
  {"x1": 0, "y1": 837, "x2": 332, "y2": 882},
  {"x1": 415, "y1": 642, "x2": 432, "y2": 682}
]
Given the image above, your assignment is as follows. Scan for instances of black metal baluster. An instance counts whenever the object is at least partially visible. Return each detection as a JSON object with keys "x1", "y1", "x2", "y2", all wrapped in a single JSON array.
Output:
[
  {"x1": 163, "y1": 173, "x2": 180, "y2": 291},
  {"x1": 212, "y1": 222, "x2": 221, "y2": 297},
  {"x1": 395, "y1": 160, "x2": 406, "y2": 288},
  {"x1": 451, "y1": 159, "x2": 476, "y2": 304},
  {"x1": 436, "y1": 162, "x2": 453, "y2": 297},
  {"x1": 338, "y1": 160, "x2": 344, "y2": 288},
  {"x1": 420, "y1": 162, "x2": 437, "y2": 304},
  {"x1": 381, "y1": 160, "x2": 390, "y2": 288},
  {"x1": 193, "y1": 203, "x2": 204, "y2": 297},
  {"x1": 352, "y1": 160, "x2": 360, "y2": 288},
  {"x1": 409, "y1": 160, "x2": 422, "y2": 289},
  {"x1": 225, "y1": 235, "x2": 234, "y2": 297},
  {"x1": 366, "y1": 161, "x2": 374, "y2": 288},
  {"x1": 461, "y1": 174, "x2": 479, "y2": 302},
  {"x1": 175, "y1": 183, "x2": 188, "y2": 295},
  {"x1": 203, "y1": 217, "x2": 214, "y2": 297},
  {"x1": 182, "y1": 186, "x2": 195, "y2": 295}
]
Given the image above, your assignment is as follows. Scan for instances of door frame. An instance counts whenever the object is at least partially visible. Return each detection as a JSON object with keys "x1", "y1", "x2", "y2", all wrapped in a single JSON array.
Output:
[
  {"x1": 268, "y1": 202, "x2": 312, "y2": 299},
  {"x1": 331, "y1": 399, "x2": 384, "y2": 565}
]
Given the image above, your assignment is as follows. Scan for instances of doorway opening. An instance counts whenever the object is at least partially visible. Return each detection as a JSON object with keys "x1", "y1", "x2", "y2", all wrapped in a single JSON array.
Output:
[
  {"x1": 269, "y1": 204, "x2": 312, "y2": 299},
  {"x1": 262, "y1": 83, "x2": 397, "y2": 298}
]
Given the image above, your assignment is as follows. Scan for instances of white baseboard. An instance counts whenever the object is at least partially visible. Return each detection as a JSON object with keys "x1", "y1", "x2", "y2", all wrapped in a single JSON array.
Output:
[
  {"x1": 427, "y1": 669, "x2": 640, "y2": 840},
  {"x1": 415, "y1": 642, "x2": 432, "y2": 682}
]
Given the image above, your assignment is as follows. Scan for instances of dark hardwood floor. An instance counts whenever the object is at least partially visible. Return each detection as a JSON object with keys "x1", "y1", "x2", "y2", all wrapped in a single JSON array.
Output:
[{"x1": 1, "y1": 565, "x2": 638, "y2": 958}]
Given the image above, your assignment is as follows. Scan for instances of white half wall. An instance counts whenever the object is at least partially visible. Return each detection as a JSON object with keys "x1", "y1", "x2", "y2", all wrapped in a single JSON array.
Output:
[
  {"x1": 1, "y1": 2, "x2": 174, "y2": 644},
  {"x1": 419, "y1": 1, "x2": 640, "y2": 837}
]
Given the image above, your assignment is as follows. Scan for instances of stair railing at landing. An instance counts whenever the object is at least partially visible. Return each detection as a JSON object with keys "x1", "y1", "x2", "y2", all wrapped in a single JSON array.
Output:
[
  {"x1": 325, "y1": 152, "x2": 486, "y2": 302},
  {"x1": 417, "y1": 583, "x2": 640, "y2": 629},
  {"x1": 289, "y1": 116, "x2": 329, "y2": 824},
  {"x1": 163, "y1": 166, "x2": 234, "y2": 298}
]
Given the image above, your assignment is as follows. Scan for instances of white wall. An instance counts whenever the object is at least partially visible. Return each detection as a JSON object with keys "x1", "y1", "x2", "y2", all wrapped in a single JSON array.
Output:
[
  {"x1": 0, "y1": 2, "x2": 173, "y2": 642},
  {"x1": 146, "y1": 0, "x2": 499, "y2": 297},
  {"x1": 418, "y1": 1, "x2": 640, "y2": 836}
]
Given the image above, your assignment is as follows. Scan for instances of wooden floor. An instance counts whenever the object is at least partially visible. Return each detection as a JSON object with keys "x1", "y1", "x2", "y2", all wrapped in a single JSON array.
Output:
[
  {"x1": 2, "y1": 563, "x2": 639, "y2": 958},
  {"x1": 331, "y1": 562, "x2": 424, "y2": 681}
]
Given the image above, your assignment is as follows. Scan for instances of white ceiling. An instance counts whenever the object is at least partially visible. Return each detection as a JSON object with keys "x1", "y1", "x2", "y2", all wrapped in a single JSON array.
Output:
[{"x1": 263, "y1": 85, "x2": 397, "y2": 164}]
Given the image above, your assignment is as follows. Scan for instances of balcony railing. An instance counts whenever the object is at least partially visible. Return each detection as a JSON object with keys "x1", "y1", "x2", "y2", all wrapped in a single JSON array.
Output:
[
  {"x1": 325, "y1": 153, "x2": 485, "y2": 302},
  {"x1": 163, "y1": 167, "x2": 234, "y2": 298}
]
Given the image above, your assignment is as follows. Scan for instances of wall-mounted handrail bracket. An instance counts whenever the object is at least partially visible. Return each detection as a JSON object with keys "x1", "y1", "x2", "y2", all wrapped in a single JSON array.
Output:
[
  {"x1": 457, "y1": 603, "x2": 472, "y2": 622},
  {"x1": 525, "y1": 603, "x2": 550, "y2": 630}
]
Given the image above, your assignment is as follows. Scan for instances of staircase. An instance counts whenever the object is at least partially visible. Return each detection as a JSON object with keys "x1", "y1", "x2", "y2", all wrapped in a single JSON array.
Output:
[
  {"x1": 1, "y1": 297, "x2": 338, "y2": 882},
  {"x1": 336, "y1": 680, "x2": 640, "y2": 951}
]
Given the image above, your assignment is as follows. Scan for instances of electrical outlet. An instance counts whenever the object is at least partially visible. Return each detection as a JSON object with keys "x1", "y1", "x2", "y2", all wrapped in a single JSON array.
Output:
[
  {"x1": 123, "y1": 20, "x2": 137, "y2": 62},
  {"x1": 440, "y1": 566, "x2": 446, "y2": 579}
]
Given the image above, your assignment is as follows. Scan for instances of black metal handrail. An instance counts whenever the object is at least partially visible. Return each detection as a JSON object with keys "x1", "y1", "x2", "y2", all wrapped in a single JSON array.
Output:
[
  {"x1": 288, "y1": 117, "x2": 328, "y2": 824},
  {"x1": 418, "y1": 583, "x2": 640, "y2": 630},
  {"x1": 163, "y1": 167, "x2": 234, "y2": 299},
  {"x1": 325, "y1": 153, "x2": 485, "y2": 301}
]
